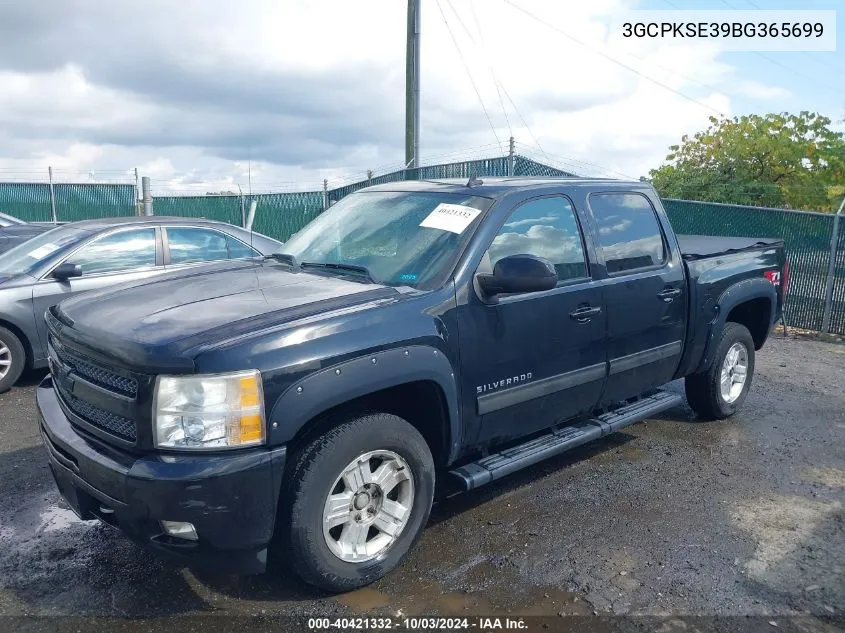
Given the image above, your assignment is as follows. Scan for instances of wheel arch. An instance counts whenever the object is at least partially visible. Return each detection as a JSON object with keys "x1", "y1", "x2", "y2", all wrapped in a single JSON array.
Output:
[
  {"x1": 696, "y1": 278, "x2": 776, "y2": 372},
  {"x1": 268, "y1": 345, "x2": 462, "y2": 467}
]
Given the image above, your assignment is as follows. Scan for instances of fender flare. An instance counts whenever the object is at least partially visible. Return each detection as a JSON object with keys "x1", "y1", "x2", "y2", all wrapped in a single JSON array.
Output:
[
  {"x1": 268, "y1": 345, "x2": 462, "y2": 464},
  {"x1": 696, "y1": 277, "x2": 776, "y2": 373}
]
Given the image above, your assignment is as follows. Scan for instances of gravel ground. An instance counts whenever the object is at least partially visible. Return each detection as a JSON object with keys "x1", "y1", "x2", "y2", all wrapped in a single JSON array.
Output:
[{"x1": 0, "y1": 335, "x2": 843, "y2": 629}]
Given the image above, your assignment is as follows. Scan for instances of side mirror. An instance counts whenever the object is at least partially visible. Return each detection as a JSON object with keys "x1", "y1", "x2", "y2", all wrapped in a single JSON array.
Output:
[
  {"x1": 476, "y1": 254, "x2": 557, "y2": 297},
  {"x1": 52, "y1": 263, "x2": 82, "y2": 281}
]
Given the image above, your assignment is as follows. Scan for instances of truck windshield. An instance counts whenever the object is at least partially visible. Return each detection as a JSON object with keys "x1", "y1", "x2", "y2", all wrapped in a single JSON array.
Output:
[
  {"x1": 279, "y1": 191, "x2": 493, "y2": 290},
  {"x1": 0, "y1": 225, "x2": 87, "y2": 277}
]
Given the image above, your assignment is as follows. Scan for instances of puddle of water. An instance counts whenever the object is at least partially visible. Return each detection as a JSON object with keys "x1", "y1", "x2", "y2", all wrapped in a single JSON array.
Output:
[
  {"x1": 337, "y1": 558, "x2": 593, "y2": 617},
  {"x1": 336, "y1": 587, "x2": 391, "y2": 611}
]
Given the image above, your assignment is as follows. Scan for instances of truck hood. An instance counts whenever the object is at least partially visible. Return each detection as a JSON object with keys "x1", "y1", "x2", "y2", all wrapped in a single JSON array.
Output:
[{"x1": 53, "y1": 261, "x2": 400, "y2": 370}]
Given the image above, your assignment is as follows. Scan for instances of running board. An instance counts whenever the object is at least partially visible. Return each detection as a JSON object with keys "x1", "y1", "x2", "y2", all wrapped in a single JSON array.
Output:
[{"x1": 449, "y1": 391, "x2": 683, "y2": 491}]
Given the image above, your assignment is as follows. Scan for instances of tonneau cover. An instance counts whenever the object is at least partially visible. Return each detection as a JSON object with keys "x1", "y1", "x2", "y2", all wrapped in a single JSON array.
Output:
[{"x1": 677, "y1": 235, "x2": 783, "y2": 260}]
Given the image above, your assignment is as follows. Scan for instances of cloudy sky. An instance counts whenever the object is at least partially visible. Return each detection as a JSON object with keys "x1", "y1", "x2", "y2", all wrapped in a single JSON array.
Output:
[{"x1": 0, "y1": 0, "x2": 842, "y2": 194}]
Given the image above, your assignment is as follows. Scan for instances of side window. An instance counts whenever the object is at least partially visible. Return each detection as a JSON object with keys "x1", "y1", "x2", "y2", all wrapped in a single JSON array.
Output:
[
  {"x1": 69, "y1": 229, "x2": 157, "y2": 275},
  {"x1": 486, "y1": 196, "x2": 588, "y2": 284},
  {"x1": 226, "y1": 235, "x2": 260, "y2": 259},
  {"x1": 167, "y1": 228, "x2": 229, "y2": 264},
  {"x1": 589, "y1": 193, "x2": 666, "y2": 274}
]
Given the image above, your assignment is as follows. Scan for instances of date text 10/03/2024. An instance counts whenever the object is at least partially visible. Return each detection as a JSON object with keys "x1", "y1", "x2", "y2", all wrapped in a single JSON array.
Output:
[{"x1": 307, "y1": 617, "x2": 528, "y2": 630}]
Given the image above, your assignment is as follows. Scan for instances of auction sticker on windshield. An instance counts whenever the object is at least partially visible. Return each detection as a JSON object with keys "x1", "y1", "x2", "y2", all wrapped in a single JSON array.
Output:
[{"x1": 419, "y1": 203, "x2": 481, "y2": 234}]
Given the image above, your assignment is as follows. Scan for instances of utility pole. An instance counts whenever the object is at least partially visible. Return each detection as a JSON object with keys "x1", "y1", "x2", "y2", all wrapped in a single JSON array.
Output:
[
  {"x1": 508, "y1": 136, "x2": 515, "y2": 176},
  {"x1": 405, "y1": 0, "x2": 421, "y2": 172},
  {"x1": 141, "y1": 176, "x2": 153, "y2": 216},
  {"x1": 48, "y1": 166, "x2": 58, "y2": 223}
]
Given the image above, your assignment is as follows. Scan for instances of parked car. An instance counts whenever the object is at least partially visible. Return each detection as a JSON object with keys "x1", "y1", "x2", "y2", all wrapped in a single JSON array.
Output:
[
  {"x1": 0, "y1": 212, "x2": 52, "y2": 255},
  {"x1": 37, "y1": 178, "x2": 786, "y2": 592},
  {"x1": 0, "y1": 216, "x2": 280, "y2": 391}
]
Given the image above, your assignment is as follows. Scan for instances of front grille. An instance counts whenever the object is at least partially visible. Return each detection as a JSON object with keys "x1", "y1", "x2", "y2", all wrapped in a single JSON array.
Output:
[
  {"x1": 54, "y1": 377, "x2": 137, "y2": 443},
  {"x1": 49, "y1": 337, "x2": 137, "y2": 398}
]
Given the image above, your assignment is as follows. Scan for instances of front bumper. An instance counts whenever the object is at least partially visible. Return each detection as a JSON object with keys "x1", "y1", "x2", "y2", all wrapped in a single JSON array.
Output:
[{"x1": 37, "y1": 376, "x2": 287, "y2": 574}]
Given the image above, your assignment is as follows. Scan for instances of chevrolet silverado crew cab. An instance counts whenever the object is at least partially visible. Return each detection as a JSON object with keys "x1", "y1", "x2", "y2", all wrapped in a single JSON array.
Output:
[{"x1": 38, "y1": 178, "x2": 787, "y2": 592}]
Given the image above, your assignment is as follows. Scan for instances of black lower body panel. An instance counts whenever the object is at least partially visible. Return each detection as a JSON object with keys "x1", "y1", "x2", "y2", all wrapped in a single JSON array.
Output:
[{"x1": 37, "y1": 376, "x2": 287, "y2": 574}]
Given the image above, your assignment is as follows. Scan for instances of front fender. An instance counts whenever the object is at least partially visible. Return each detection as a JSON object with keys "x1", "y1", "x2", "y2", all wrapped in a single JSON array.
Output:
[
  {"x1": 267, "y1": 345, "x2": 461, "y2": 463},
  {"x1": 696, "y1": 277, "x2": 776, "y2": 372}
]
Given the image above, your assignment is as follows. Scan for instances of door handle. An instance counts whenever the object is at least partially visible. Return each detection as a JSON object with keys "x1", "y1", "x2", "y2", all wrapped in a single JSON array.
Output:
[
  {"x1": 569, "y1": 305, "x2": 602, "y2": 322},
  {"x1": 658, "y1": 288, "x2": 682, "y2": 302}
]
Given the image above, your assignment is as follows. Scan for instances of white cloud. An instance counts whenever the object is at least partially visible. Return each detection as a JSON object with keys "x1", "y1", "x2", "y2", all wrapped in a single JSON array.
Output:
[{"x1": 0, "y1": 0, "x2": 803, "y2": 191}]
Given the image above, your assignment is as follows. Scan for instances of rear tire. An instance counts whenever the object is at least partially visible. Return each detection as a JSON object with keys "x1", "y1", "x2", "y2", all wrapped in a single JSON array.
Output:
[
  {"x1": 685, "y1": 322, "x2": 755, "y2": 420},
  {"x1": 281, "y1": 413, "x2": 435, "y2": 593},
  {"x1": 0, "y1": 326, "x2": 25, "y2": 393}
]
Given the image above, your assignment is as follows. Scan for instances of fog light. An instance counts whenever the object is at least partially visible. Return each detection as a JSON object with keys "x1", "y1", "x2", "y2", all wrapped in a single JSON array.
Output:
[{"x1": 161, "y1": 520, "x2": 198, "y2": 541}]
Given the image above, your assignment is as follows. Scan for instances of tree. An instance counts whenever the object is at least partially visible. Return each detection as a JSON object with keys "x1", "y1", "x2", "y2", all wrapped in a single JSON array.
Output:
[{"x1": 649, "y1": 112, "x2": 845, "y2": 211}]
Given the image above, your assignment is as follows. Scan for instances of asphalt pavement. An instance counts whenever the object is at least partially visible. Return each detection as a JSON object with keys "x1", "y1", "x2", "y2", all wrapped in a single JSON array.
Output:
[{"x1": 0, "y1": 335, "x2": 843, "y2": 629}]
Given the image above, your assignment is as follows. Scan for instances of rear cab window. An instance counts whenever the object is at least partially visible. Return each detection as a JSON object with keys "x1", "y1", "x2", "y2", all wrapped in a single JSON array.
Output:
[{"x1": 588, "y1": 192, "x2": 666, "y2": 274}]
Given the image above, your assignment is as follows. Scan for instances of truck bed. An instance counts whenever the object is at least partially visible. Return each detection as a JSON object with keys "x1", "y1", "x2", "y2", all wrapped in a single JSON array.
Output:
[{"x1": 677, "y1": 235, "x2": 784, "y2": 261}]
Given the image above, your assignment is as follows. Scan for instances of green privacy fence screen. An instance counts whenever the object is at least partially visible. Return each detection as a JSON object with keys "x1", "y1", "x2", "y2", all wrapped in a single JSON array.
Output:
[
  {"x1": 662, "y1": 199, "x2": 836, "y2": 332},
  {"x1": 155, "y1": 195, "x2": 242, "y2": 226},
  {"x1": 0, "y1": 182, "x2": 136, "y2": 222},
  {"x1": 828, "y1": 216, "x2": 845, "y2": 335},
  {"x1": 1, "y1": 157, "x2": 842, "y2": 334},
  {"x1": 251, "y1": 192, "x2": 325, "y2": 242}
]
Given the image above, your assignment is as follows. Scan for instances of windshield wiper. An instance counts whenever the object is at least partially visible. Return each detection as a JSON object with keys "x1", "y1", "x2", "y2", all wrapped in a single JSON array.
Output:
[
  {"x1": 264, "y1": 252, "x2": 299, "y2": 267},
  {"x1": 300, "y1": 261, "x2": 376, "y2": 283}
]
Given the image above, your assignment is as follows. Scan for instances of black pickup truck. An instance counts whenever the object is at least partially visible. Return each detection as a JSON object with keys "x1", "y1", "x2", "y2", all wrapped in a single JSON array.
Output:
[{"x1": 37, "y1": 178, "x2": 787, "y2": 592}]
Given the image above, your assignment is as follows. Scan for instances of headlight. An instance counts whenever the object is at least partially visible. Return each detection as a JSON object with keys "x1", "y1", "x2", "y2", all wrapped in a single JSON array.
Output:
[{"x1": 153, "y1": 370, "x2": 265, "y2": 450}]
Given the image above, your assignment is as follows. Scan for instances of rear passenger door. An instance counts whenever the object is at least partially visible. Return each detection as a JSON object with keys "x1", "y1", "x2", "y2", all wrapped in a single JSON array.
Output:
[{"x1": 586, "y1": 191, "x2": 686, "y2": 404}]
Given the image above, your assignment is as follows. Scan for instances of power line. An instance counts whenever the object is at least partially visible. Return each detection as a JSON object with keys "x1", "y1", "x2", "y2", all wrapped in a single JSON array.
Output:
[
  {"x1": 515, "y1": 142, "x2": 637, "y2": 180},
  {"x1": 435, "y1": 0, "x2": 504, "y2": 153},
  {"x1": 449, "y1": 0, "x2": 553, "y2": 164},
  {"x1": 501, "y1": 0, "x2": 725, "y2": 116},
  {"x1": 447, "y1": 0, "x2": 512, "y2": 138},
  {"x1": 739, "y1": 0, "x2": 845, "y2": 73},
  {"x1": 715, "y1": 0, "x2": 844, "y2": 94}
]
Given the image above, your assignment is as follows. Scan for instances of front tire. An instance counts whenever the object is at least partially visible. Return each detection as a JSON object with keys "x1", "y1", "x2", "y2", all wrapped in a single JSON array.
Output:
[
  {"x1": 282, "y1": 413, "x2": 435, "y2": 592},
  {"x1": 685, "y1": 322, "x2": 755, "y2": 420},
  {"x1": 0, "y1": 326, "x2": 25, "y2": 393}
]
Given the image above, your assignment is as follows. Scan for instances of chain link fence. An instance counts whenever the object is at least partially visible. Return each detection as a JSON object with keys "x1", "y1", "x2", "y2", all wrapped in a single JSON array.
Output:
[
  {"x1": 0, "y1": 182, "x2": 136, "y2": 222},
  {"x1": 662, "y1": 199, "x2": 840, "y2": 332},
  {"x1": 0, "y1": 155, "x2": 842, "y2": 334}
]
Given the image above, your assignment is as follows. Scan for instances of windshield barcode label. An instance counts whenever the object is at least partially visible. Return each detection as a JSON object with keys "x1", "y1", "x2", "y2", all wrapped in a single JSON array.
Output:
[{"x1": 419, "y1": 204, "x2": 481, "y2": 234}]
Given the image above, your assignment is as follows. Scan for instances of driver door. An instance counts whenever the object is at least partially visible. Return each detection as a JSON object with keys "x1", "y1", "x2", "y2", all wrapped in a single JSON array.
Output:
[
  {"x1": 457, "y1": 195, "x2": 607, "y2": 446},
  {"x1": 31, "y1": 226, "x2": 164, "y2": 359}
]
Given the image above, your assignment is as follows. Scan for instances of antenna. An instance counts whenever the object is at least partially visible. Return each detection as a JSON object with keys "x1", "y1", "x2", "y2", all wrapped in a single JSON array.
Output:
[{"x1": 466, "y1": 176, "x2": 483, "y2": 187}]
